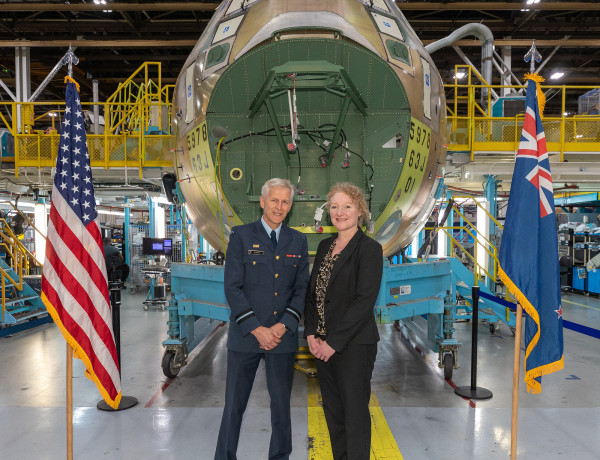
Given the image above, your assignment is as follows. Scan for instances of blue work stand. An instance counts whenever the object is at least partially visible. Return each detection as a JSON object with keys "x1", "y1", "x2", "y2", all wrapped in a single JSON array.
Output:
[{"x1": 161, "y1": 259, "x2": 461, "y2": 379}]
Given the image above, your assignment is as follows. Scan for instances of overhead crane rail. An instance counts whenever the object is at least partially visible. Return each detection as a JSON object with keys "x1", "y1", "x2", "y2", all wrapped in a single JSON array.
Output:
[{"x1": 1, "y1": 62, "x2": 600, "y2": 175}]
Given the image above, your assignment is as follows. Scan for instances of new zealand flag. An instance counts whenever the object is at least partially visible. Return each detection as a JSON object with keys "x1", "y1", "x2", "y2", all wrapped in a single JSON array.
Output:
[{"x1": 498, "y1": 74, "x2": 564, "y2": 394}]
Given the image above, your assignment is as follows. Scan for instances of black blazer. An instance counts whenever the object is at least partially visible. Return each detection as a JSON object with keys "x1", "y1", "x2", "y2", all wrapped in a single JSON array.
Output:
[{"x1": 304, "y1": 228, "x2": 383, "y2": 353}]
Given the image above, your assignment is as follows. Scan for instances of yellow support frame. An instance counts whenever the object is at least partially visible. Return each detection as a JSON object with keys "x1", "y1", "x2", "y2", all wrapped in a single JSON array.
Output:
[
  {"x1": 2, "y1": 62, "x2": 175, "y2": 177},
  {"x1": 425, "y1": 196, "x2": 505, "y2": 287},
  {"x1": 0, "y1": 218, "x2": 42, "y2": 323},
  {"x1": 3, "y1": 61, "x2": 600, "y2": 177},
  {"x1": 446, "y1": 64, "x2": 600, "y2": 161}
]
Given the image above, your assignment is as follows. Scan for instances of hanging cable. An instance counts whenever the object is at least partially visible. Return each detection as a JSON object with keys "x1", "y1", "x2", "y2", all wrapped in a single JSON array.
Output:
[
  {"x1": 213, "y1": 136, "x2": 231, "y2": 252},
  {"x1": 294, "y1": 145, "x2": 302, "y2": 194}
]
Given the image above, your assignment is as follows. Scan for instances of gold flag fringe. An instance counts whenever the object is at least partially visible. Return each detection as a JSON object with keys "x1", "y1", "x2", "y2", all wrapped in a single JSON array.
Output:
[
  {"x1": 524, "y1": 72, "x2": 545, "y2": 119},
  {"x1": 498, "y1": 266, "x2": 564, "y2": 394},
  {"x1": 63, "y1": 76, "x2": 80, "y2": 92}
]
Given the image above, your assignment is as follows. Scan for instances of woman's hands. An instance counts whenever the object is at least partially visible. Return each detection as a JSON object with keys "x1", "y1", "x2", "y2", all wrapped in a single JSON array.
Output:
[
  {"x1": 307, "y1": 335, "x2": 336, "y2": 362},
  {"x1": 307, "y1": 335, "x2": 319, "y2": 355}
]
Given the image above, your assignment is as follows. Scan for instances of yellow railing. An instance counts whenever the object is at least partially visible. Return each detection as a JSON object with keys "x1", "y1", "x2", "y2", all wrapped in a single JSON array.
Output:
[
  {"x1": 106, "y1": 62, "x2": 171, "y2": 134},
  {"x1": 451, "y1": 195, "x2": 504, "y2": 229},
  {"x1": 2, "y1": 62, "x2": 175, "y2": 177},
  {"x1": 446, "y1": 64, "x2": 600, "y2": 161},
  {"x1": 7, "y1": 62, "x2": 600, "y2": 175},
  {"x1": 0, "y1": 216, "x2": 43, "y2": 323},
  {"x1": 0, "y1": 201, "x2": 48, "y2": 266},
  {"x1": 428, "y1": 197, "x2": 504, "y2": 286}
]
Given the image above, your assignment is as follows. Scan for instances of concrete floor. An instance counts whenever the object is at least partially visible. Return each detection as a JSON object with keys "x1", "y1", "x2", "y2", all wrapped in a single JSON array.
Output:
[{"x1": 0, "y1": 289, "x2": 599, "y2": 459}]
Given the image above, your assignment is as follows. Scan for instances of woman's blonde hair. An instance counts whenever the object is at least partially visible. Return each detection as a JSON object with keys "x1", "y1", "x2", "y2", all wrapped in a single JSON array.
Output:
[{"x1": 326, "y1": 182, "x2": 369, "y2": 227}]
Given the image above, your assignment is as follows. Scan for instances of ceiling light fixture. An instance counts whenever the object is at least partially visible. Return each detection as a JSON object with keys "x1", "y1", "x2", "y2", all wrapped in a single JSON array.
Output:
[
  {"x1": 98, "y1": 209, "x2": 125, "y2": 216},
  {"x1": 550, "y1": 71, "x2": 565, "y2": 80}
]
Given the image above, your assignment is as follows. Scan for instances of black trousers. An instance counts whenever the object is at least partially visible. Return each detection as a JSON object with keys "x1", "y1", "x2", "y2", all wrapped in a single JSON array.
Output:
[
  {"x1": 214, "y1": 349, "x2": 296, "y2": 460},
  {"x1": 316, "y1": 343, "x2": 377, "y2": 460},
  {"x1": 108, "y1": 263, "x2": 129, "y2": 283}
]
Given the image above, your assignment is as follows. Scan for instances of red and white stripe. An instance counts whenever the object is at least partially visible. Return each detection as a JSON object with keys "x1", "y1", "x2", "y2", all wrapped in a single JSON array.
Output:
[
  {"x1": 42, "y1": 188, "x2": 121, "y2": 404},
  {"x1": 525, "y1": 165, "x2": 553, "y2": 217},
  {"x1": 517, "y1": 106, "x2": 548, "y2": 161},
  {"x1": 516, "y1": 104, "x2": 554, "y2": 217}
]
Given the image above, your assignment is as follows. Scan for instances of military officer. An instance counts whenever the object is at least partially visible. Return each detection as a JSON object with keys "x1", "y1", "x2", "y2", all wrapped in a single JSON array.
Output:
[{"x1": 214, "y1": 178, "x2": 309, "y2": 460}]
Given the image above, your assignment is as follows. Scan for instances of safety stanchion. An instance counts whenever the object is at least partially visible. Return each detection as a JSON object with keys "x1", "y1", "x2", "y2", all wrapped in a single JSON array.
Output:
[
  {"x1": 455, "y1": 286, "x2": 493, "y2": 400},
  {"x1": 97, "y1": 282, "x2": 138, "y2": 411}
]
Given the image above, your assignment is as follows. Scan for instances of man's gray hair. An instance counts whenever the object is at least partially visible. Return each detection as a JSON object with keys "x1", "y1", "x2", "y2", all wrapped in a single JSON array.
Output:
[{"x1": 261, "y1": 178, "x2": 294, "y2": 202}]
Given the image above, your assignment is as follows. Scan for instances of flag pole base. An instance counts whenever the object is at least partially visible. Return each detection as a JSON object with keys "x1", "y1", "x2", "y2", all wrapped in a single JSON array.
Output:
[
  {"x1": 97, "y1": 395, "x2": 138, "y2": 411},
  {"x1": 455, "y1": 386, "x2": 493, "y2": 400}
]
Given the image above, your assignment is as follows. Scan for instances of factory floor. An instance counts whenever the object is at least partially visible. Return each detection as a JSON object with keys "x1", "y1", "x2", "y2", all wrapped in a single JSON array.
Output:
[{"x1": 1, "y1": 288, "x2": 599, "y2": 460}]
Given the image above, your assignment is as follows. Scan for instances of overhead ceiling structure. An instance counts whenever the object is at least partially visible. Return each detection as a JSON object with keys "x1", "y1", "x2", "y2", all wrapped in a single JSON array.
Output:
[{"x1": 1, "y1": 1, "x2": 600, "y2": 201}]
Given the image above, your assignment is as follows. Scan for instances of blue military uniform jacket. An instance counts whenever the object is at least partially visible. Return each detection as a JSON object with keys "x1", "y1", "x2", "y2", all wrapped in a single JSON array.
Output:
[{"x1": 224, "y1": 219, "x2": 309, "y2": 354}]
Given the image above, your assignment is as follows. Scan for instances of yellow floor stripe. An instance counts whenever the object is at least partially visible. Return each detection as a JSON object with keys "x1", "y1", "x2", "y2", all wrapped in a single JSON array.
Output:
[
  {"x1": 562, "y1": 298, "x2": 600, "y2": 312},
  {"x1": 369, "y1": 393, "x2": 404, "y2": 459},
  {"x1": 306, "y1": 375, "x2": 403, "y2": 460},
  {"x1": 307, "y1": 378, "x2": 334, "y2": 459}
]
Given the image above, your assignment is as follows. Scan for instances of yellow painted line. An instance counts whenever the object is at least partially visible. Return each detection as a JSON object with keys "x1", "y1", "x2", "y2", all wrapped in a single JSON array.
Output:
[
  {"x1": 307, "y1": 377, "x2": 334, "y2": 459},
  {"x1": 562, "y1": 298, "x2": 600, "y2": 312},
  {"x1": 369, "y1": 393, "x2": 404, "y2": 459},
  {"x1": 306, "y1": 375, "x2": 403, "y2": 459}
]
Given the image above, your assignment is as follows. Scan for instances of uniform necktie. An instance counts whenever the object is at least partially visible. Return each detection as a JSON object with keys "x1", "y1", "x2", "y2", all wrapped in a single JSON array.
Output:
[{"x1": 270, "y1": 229, "x2": 277, "y2": 248}]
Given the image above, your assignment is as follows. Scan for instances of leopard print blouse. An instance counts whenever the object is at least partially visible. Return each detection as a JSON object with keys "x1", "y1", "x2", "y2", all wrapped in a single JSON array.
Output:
[{"x1": 315, "y1": 240, "x2": 340, "y2": 336}]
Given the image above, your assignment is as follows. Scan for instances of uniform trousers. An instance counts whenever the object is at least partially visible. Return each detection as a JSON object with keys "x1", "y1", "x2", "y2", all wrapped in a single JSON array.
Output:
[
  {"x1": 214, "y1": 349, "x2": 296, "y2": 460},
  {"x1": 316, "y1": 343, "x2": 377, "y2": 460}
]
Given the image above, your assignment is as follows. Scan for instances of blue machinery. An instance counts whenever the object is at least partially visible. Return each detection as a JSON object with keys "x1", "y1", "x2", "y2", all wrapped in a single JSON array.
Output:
[
  {"x1": 0, "y1": 258, "x2": 49, "y2": 336},
  {"x1": 161, "y1": 259, "x2": 461, "y2": 379}
]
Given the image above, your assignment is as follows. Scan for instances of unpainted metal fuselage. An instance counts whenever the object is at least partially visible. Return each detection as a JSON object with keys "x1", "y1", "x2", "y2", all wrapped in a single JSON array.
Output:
[{"x1": 172, "y1": 0, "x2": 447, "y2": 256}]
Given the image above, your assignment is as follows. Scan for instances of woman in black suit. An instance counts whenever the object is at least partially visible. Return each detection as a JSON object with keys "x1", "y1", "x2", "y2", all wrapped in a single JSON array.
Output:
[{"x1": 304, "y1": 182, "x2": 383, "y2": 460}]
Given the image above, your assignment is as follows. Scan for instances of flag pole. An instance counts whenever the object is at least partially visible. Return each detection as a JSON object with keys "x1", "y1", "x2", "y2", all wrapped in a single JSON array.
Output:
[
  {"x1": 65, "y1": 43, "x2": 75, "y2": 460},
  {"x1": 67, "y1": 345, "x2": 74, "y2": 460},
  {"x1": 509, "y1": 41, "x2": 542, "y2": 460},
  {"x1": 510, "y1": 302, "x2": 523, "y2": 459}
]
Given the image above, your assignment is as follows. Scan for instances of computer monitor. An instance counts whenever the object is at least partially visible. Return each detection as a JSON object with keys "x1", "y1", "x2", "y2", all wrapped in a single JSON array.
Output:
[{"x1": 142, "y1": 237, "x2": 173, "y2": 256}]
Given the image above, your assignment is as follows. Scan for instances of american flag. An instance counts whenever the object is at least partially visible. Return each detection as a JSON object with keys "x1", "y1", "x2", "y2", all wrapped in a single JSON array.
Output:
[
  {"x1": 41, "y1": 80, "x2": 122, "y2": 409},
  {"x1": 498, "y1": 74, "x2": 563, "y2": 394}
]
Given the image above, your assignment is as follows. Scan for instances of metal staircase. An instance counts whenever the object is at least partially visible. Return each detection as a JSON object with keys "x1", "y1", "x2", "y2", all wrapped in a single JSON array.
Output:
[
  {"x1": 0, "y1": 209, "x2": 50, "y2": 337},
  {"x1": 426, "y1": 196, "x2": 517, "y2": 333},
  {"x1": 0, "y1": 258, "x2": 48, "y2": 334}
]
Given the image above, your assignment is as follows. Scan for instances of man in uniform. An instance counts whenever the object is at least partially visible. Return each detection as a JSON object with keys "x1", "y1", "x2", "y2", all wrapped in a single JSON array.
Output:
[{"x1": 214, "y1": 178, "x2": 309, "y2": 460}]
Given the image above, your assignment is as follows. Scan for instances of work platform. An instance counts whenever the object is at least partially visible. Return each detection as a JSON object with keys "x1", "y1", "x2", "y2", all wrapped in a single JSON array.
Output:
[
  {"x1": 161, "y1": 259, "x2": 462, "y2": 380},
  {"x1": 2, "y1": 63, "x2": 600, "y2": 186},
  {"x1": 0, "y1": 62, "x2": 174, "y2": 179}
]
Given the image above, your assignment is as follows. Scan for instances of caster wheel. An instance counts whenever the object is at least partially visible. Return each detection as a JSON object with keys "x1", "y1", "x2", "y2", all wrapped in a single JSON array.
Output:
[
  {"x1": 443, "y1": 353, "x2": 453, "y2": 380},
  {"x1": 162, "y1": 351, "x2": 180, "y2": 378},
  {"x1": 489, "y1": 323, "x2": 497, "y2": 334},
  {"x1": 143, "y1": 304, "x2": 149, "y2": 311}
]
